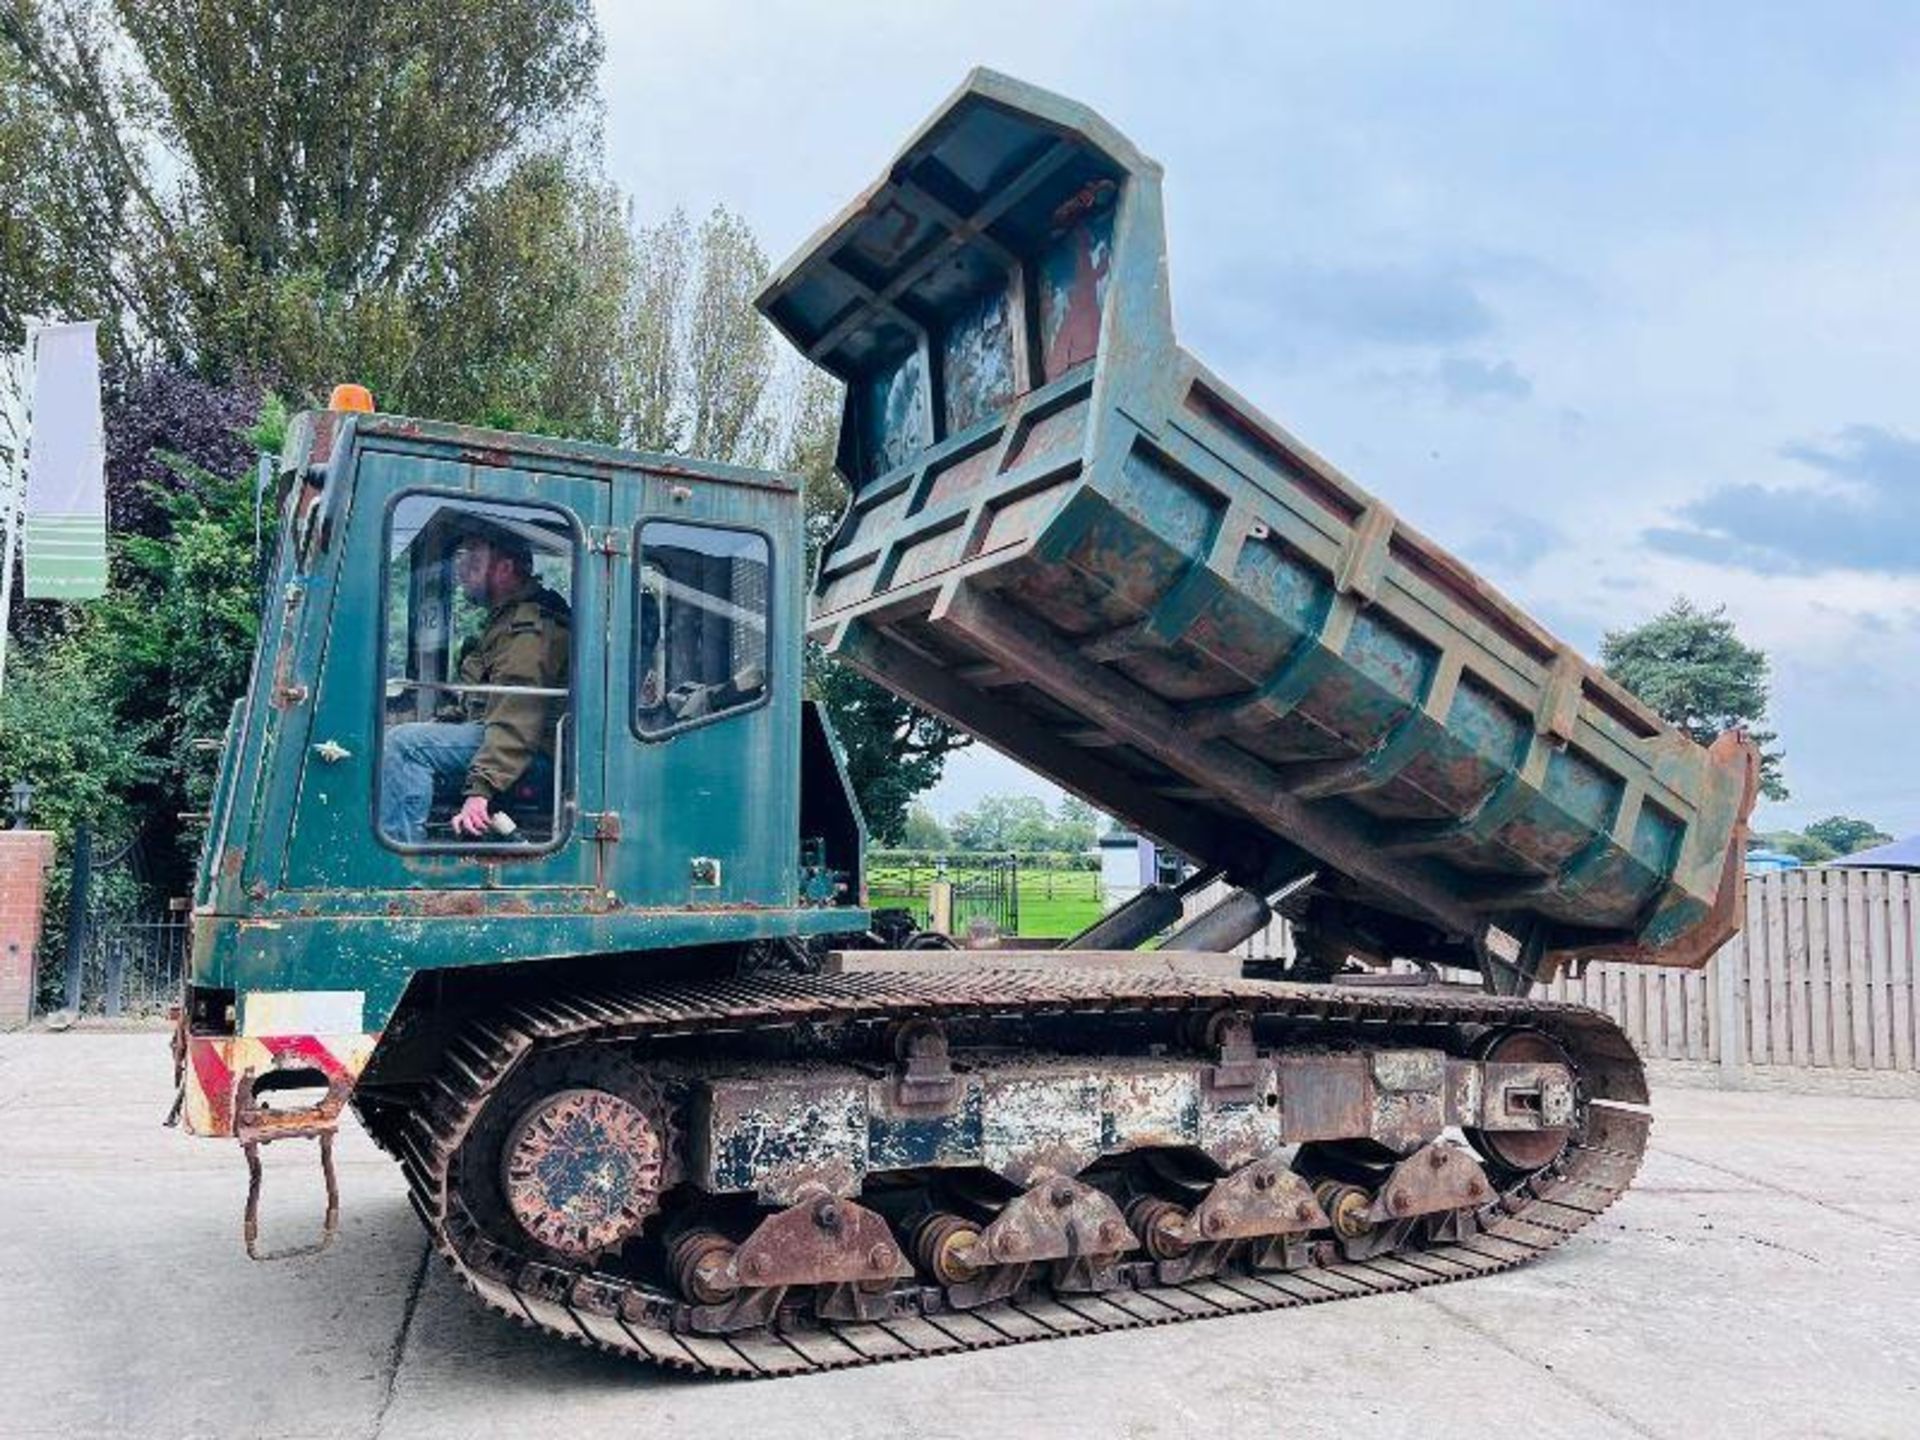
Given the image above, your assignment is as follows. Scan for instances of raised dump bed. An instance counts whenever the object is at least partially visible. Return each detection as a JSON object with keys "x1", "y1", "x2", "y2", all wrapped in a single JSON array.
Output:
[{"x1": 758, "y1": 70, "x2": 1757, "y2": 977}]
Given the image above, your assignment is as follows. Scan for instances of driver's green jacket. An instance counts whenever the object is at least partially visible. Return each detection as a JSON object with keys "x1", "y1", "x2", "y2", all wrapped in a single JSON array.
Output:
[{"x1": 456, "y1": 582, "x2": 571, "y2": 798}]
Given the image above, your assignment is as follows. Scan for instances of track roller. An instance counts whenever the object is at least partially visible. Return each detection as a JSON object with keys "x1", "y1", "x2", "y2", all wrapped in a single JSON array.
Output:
[
  {"x1": 910, "y1": 1212, "x2": 985, "y2": 1284},
  {"x1": 1312, "y1": 1180, "x2": 1375, "y2": 1241},
  {"x1": 1125, "y1": 1197, "x2": 1192, "y2": 1261}
]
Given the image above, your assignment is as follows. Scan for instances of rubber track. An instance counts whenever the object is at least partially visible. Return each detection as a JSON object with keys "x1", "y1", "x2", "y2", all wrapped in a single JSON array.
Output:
[{"x1": 391, "y1": 970, "x2": 1649, "y2": 1378}]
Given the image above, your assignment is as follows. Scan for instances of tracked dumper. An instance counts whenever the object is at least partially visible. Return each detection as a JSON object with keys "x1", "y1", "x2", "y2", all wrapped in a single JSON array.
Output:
[{"x1": 172, "y1": 72, "x2": 1758, "y2": 1378}]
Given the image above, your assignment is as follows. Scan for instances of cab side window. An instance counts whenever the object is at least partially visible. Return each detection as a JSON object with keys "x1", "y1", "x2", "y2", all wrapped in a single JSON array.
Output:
[
  {"x1": 635, "y1": 521, "x2": 770, "y2": 736},
  {"x1": 378, "y1": 495, "x2": 577, "y2": 848}
]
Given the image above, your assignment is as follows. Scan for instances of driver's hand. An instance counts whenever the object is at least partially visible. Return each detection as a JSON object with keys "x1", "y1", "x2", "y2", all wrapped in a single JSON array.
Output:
[{"x1": 450, "y1": 794, "x2": 494, "y2": 837}]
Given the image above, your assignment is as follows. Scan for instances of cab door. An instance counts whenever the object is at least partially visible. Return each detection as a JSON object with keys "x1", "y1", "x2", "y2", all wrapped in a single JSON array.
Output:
[
  {"x1": 606, "y1": 468, "x2": 797, "y2": 909},
  {"x1": 281, "y1": 442, "x2": 612, "y2": 894}
]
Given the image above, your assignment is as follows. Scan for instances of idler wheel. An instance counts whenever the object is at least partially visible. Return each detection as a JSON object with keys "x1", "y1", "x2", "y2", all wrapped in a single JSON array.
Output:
[
  {"x1": 1465, "y1": 1029, "x2": 1576, "y2": 1175},
  {"x1": 1313, "y1": 1180, "x2": 1374, "y2": 1240},
  {"x1": 910, "y1": 1212, "x2": 985, "y2": 1285},
  {"x1": 500, "y1": 1087, "x2": 662, "y2": 1259}
]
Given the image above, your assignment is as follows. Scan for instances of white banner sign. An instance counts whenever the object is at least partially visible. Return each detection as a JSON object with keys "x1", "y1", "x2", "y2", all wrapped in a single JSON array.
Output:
[{"x1": 22, "y1": 320, "x2": 107, "y2": 600}]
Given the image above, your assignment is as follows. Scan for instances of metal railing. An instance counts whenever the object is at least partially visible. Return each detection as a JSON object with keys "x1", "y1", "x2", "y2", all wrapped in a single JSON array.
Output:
[
  {"x1": 74, "y1": 910, "x2": 189, "y2": 1017},
  {"x1": 37, "y1": 825, "x2": 189, "y2": 1019}
]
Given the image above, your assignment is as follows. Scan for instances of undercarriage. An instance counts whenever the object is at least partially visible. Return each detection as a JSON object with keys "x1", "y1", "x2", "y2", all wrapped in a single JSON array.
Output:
[{"x1": 360, "y1": 966, "x2": 1648, "y2": 1377}]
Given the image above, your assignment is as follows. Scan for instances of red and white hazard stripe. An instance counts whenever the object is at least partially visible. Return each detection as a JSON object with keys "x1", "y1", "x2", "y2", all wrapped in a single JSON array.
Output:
[{"x1": 183, "y1": 1032, "x2": 377, "y2": 1137}]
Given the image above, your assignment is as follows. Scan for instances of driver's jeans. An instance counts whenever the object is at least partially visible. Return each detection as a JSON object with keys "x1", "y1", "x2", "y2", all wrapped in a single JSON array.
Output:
[{"x1": 380, "y1": 722, "x2": 484, "y2": 844}]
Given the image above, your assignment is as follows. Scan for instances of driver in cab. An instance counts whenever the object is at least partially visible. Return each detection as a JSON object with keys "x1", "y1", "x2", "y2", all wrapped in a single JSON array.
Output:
[{"x1": 380, "y1": 521, "x2": 570, "y2": 844}]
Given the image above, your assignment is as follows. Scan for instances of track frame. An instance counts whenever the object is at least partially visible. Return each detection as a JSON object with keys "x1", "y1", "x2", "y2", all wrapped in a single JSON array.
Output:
[{"x1": 374, "y1": 969, "x2": 1648, "y2": 1378}]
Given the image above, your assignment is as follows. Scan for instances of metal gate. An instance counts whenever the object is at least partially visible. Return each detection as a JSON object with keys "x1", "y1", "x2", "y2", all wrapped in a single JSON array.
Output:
[
  {"x1": 866, "y1": 853, "x2": 1020, "y2": 938},
  {"x1": 71, "y1": 906, "x2": 189, "y2": 1017},
  {"x1": 951, "y1": 855, "x2": 1019, "y2": 938},
  {"x1": 45, "y1": 827, "x2": 189, "y2": 1018}
]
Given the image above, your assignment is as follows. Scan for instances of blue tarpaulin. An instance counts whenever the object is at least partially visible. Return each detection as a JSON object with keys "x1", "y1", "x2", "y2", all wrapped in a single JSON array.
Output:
[{"x1": 1828, "y1": 834, "x2": 1920, "y2": 870}]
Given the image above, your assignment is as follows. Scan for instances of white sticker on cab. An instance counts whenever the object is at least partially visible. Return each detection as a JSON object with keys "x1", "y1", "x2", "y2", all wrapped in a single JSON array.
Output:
[{"x1": 241, "y1": 990, "x2": 366, "y2": 1036}]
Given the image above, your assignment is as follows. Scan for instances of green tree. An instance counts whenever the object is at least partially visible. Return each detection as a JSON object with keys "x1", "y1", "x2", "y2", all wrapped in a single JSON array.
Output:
[
  {"x1": 405, "y1": 194, "x2": 790, "y2": 456},
  {"x1": 1802, "y1": 816, "x2": 1892, "y2": 858},
  {"x1": 403, "y1": 154, "x2": 636, "y2": 440},
  {"x1": 1754, "y1": 830, "x2": 1835, "y2": 864},
  {"x1": 118, "y1": 0, "x2": 599, "y2": 287},
  {"x1": 684, "y1": 208, "x2": 777, "y2": 464},
  {"x1": 2, "y1": 0, "x2": 603, "y2": 392},
  {"x1": 898, "y1": 803, "x2": 948, "y2": 851},
  {"x1": 951, "y1": 795, "x2": 1043, "y2": 852},
  {"x1": 77, "y1": 454, "x2": 267, "y2": 820},
  {"x1": 1600, "y1": 597, "x2": 1786, "y2": 801},
  {"x1": 808, "y1": 657, "x2": 967, "y2": 845},
  {"x1": 0, "y1": 643, "x2": 155, "y2": 847},
  {"x1": 618, "y1": 205, "x2": 782, "y2": 463},
  {"x1": 1053, "y1": 796, "x2": 1100, "y2": 853},
  {"x1": 0, "y1": 38, "x2": 143, "y2": 354},
  {"x1": 0, "y1": 641, "x2": 160, "y2": 1009}
]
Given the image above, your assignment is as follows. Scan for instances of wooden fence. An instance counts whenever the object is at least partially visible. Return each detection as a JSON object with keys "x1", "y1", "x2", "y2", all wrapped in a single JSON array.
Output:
[
  {"x1": 1547, "y1": 868, "x2": 1919, "y2": 1074},
  {"x1": 1185, "y1": 868, "x2": 1920, "y2": 1074}
]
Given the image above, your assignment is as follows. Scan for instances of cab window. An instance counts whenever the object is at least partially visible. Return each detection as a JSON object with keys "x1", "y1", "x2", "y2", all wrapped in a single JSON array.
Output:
[
  {"x1": 635, "y1": 521, "x2": 770, "y2": 737},
  {"x1": 378, "y1": 494, "x2": 577, "y2": 848}
]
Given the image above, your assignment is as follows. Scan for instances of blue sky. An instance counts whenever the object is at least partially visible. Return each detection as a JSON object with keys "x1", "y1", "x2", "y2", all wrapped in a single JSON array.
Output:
[{"x1": 594, "y1": 1, "x2": 1920, "y2": 834}]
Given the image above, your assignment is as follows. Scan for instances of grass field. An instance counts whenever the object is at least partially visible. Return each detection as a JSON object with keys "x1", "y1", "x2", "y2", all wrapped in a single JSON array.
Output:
[
  {"x1": 1013, "y1": 876, "x2": 1105, "y2": 938},
  {"x1": 866, "y1": 863, "x2": 1106, "y2": 939}
]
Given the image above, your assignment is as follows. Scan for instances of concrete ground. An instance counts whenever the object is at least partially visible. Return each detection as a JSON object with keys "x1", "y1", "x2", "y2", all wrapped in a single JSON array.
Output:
[{"x1": 3, "y1": 1033, "x2": 1916, "y2": 1440}]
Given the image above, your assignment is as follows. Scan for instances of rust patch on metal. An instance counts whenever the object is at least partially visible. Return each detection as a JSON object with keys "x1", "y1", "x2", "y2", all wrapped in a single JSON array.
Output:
[
  {"x1": 730, "y1": 1194, "x2": 912, "y2": 1290},
  {"x1": 414, "y1": 891, "x2": 487, "y2": 918},
  {"x1": 1278, "y1": 1052, "x2": 1370, "y2": 1141},
  {"x1": 1185, "y1": 1158, "x2": 1328, "y2": 1243},
  {"x1": 1367, "y1": 1141, "x2": 1495, "y2": 1222},
  {"x1": 501, "y1": 1087, "x2": 663, "y2": 1260},
  {"x1": 980, "y1": 1069, "x2": 1104, "y2": 1181},
  {"x1": 1465, "y1": 1030, "x2": 1577, "y2": 1172},
  {"x1": 945, "y1": 1172, "x2": 1136, "y2": 1307},
  {"x1": 1125, "y1": 1197, "x2": 1191, "y2": 1261},
  {"x1": 969, "y1": 1174, "x2": 1134, "y2": 1269},
  {"x1": 1369, "y1": 1048, "x2": 1447, "y2": 1153},
  {"x1": 693, "y1": 1071, "x2": 868, "y2": 1204},
  {"x1": 1202, "y1": 1009, "x2": 1262, "y2": 1100},
  {"x1": 888, "y1": 1019, "x2": 958, "y2": 1111},
  {"x1": 235, "y1": 1066, "x2": 349, "y2": 1261},
  {"x1": 1554, "y1": 727, "x2": 1762, "y2": 973}
]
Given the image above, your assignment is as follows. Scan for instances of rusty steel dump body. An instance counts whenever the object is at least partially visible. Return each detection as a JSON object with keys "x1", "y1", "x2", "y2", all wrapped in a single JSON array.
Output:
[{"x1": 759, "y1": 69, "x2": 1757, "y2": 980}]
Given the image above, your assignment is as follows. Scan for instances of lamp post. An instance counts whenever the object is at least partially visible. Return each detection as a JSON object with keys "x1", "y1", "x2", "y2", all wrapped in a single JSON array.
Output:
[{"x1": 8, "y1": 777, "x2": 30, "y2": 829}]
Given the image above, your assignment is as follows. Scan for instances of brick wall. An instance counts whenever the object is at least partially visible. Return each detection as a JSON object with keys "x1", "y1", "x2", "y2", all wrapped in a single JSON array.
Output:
[{"x1": 0, "y1": 831, "x2": 57, "y2": 1028}]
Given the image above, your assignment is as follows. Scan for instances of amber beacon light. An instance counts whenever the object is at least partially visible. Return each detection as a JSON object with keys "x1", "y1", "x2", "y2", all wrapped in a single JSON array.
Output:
[{"x1": 328, "y1": 382, "x2": 375, "y2": 413}]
